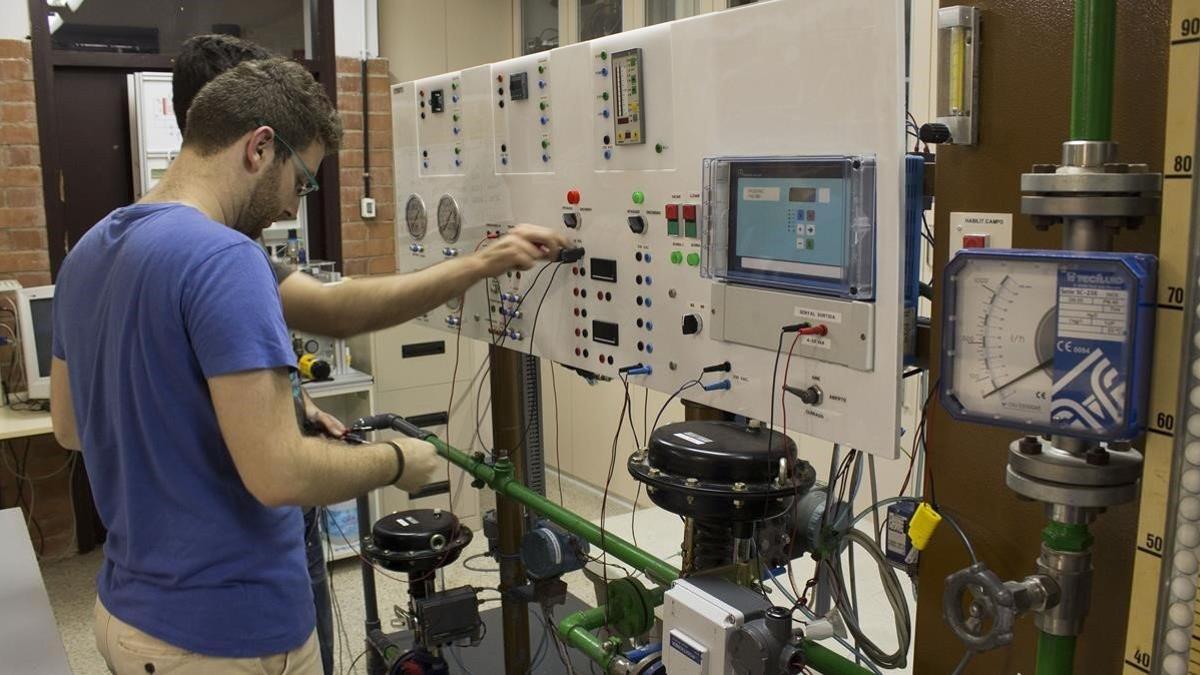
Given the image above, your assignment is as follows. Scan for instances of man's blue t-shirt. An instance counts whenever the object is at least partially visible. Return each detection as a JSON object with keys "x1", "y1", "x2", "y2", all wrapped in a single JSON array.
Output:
[{"x1": 51, "y1": 203, "x2": 313, "y2": 657}]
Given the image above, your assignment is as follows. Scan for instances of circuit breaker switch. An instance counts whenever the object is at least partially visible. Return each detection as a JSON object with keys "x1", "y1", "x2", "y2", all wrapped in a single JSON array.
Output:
[{"x1": 682, "y1": 314, "x2": 703, "y2": 335}]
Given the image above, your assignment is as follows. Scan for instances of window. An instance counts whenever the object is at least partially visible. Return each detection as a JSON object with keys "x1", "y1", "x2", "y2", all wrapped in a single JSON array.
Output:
[
  {"x1": 522, "y1": 0, "x2": 559, "y2": 55},
  {"x1": 645, "y1": 0, "x2": 700, "y2": 26},
  {"x1": 579, "y1": 0, "x2": 622, "y2": 41}
]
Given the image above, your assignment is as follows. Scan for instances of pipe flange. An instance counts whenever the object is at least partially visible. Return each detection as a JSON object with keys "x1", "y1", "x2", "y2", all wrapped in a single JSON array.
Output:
[
  {"x1": 1020, "y1": 172, "x2": 1163, "y2": 195},
  {"x1": 606, "y1": 577, "x2": 657, "y2": 639},
  {"x1": 1020, "y1": 195, "x2": 1161, "y2": 218},
  {"x1": 943, "y1": 562, "x2": 1017, "y2": 652},
  {"x1": 1007, "y1": 439, "x2": 1143, "y2": 487},
  {"x1": 1005, "y1": 465, "x2": 1139, "y2": 508}
]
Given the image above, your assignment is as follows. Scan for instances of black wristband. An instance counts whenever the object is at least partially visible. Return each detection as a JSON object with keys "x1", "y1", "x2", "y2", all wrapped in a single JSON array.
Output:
[{"x1": 385, "y1": 440, "x2": 405, "y2": 485}]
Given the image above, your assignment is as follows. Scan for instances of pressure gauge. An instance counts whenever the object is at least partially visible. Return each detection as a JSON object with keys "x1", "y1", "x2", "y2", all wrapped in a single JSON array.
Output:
[
  {"x1": 405, "y1": 194, "x2": 427, "y2": 240},
  {"x1": 940, "y1": 249, "x2": 1156, "y2": 441},
  {"x1": 437, "y1": 194, "x2": 462, "y2": 243}
]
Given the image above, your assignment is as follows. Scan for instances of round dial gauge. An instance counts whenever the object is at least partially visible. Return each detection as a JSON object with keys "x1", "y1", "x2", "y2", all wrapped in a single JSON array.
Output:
[
  {"x1": 946, "y1": 256, "x2": 1059, "y2": 424},
  {"x1": 436, "y1": 194, "x2": 462, "y2": 243},
  {"x1": 404, "y1": 194, "x2": 427, "y2": 240},
  {"x1": 941, "y1": 250, "x2": 1154, "y2": 440}
]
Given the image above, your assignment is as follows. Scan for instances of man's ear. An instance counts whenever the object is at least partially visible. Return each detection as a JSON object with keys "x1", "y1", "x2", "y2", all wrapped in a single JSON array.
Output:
[{"x1": 244, "y1": 126, "x2": 275, "y2": 174}]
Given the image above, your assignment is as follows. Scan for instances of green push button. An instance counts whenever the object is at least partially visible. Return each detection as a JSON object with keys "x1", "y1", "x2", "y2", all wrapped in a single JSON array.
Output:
[
  {"x1": 684, "y1": 220, "x2": 698, "y2": 238},
  {"x1": 632, "y1": 191, "x2": 645, "y2": 205},
  {"x1": 600, "y1": 51, "x2": 608, "y2": 60},
  {"x1": 671, "y1": 251, "x2": 683, "y2": 265},
  {"x1": 602, "y1": 92, "x2": 610, "y2": 101},
  {"x1": 538, "y1": 64, "x2": 545, "y2": 74},
  {"x1": 541, "y1": 139, "x2": 550, "y2": 149},
  {"x1": 655, "y1": 143, "x2": 664, "y2": 154},
  {"x1": 539, "y1": 101, "x2": 548, "y2": 110},
  {"x1": 686, "y1": 252, "x2": 701, "y2": 267},
  {"x1": 667, "y1": 220, "x2": 680, "y2": 237}
]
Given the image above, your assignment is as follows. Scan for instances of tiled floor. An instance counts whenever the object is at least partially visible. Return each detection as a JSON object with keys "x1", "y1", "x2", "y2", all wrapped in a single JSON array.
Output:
[{"x1": 40, "y1": 472, "x2": 915, "y2": 674}]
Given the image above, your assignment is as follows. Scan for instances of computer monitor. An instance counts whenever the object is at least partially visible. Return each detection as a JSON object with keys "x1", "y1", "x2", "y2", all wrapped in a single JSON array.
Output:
[{"x1": 16, "y1": 285, "x2": 53, "y2": 401}]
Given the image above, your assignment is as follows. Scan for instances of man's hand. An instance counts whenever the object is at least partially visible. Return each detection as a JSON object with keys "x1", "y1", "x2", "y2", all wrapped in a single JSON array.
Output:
[
  {"x1": 476, "y1": 224, "x2": 571, "y2": 276},
  {"x1": 393, "y1": 437, "x2": 441, "y2": 492},
  {"x1": 302, "y1": 388, "x2": 346, "y2": 438}
]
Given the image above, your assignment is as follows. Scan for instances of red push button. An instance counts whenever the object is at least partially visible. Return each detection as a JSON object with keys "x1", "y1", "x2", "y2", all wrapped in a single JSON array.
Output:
[
  {"x1": 664, "y1": 204, "x2": 680, "y2": 220},
  {"x1": 567, "y1": 189, "x2": 581, "y2": 205},
  {"x1": 962, "y1": 234, "x2": 990, "y2": 249},
  {"x1": 682, "y1": 204, "x2": 698, "y2": 221}
]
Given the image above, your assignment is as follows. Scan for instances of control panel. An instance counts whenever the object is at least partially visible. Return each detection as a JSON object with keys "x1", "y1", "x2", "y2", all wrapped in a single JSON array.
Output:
[{"x1": 391, "y1": 0, "x2": 908, "y2": 457}]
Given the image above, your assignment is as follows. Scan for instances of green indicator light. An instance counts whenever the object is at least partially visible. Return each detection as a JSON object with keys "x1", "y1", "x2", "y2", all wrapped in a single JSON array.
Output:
[
  {"x1": 602, "y1": 92, "x2": 610, "y2": 101},
  {"x1": 452, "y1": 82, "x2": 458, "y2": 90},
  {"x1": 541, "y1": 139, "x2": 550, "y2": 149},
  {"x1": 600, "y1": 51, "x2": 608, "y2": 60},
  {"x1": 671, "y1": 251, "x2": 683, "y2": 265},
  {"x1": 632, "y1": 191, "x2": 645, "y2": 205},
  {"x1": 539, "y1": 101, "x2": 548, "y2": 110},
  {"x1": 655, "y1": 143, "x2": 664, "y2": 154},
  {"x1": 454, "y1": 147, "x2": 461, "y2": 155},
  {"x1": 538, "y1": 65, "x2": 545, "y2": 74},
  {"x1": 686, "y1": 252, "x2": 701, "y2": 267},
  {"x1": 453, "y1": 113, "x2": 460, "y2": 121}
]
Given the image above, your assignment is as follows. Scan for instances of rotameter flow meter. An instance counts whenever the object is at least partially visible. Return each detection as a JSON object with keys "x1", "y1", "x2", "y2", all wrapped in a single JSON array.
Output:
[{"x1": 940, "y1": 249, "x2": 1156, "y2": 441}]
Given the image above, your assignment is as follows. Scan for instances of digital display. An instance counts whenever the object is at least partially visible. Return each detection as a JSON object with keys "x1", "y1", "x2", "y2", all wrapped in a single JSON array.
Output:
[
  {"x1": 728, "y1": 161, "x2": 849, "y2": 283},
  {"x1": 590, "y1": 257, "x2": 617, "y2": 283},
  {"x1": 611, "y1": 48, "x2": 645, "y2": 146},
  {"x1": 509, "y1": 72, "x2": 529, "y2": 101},
  {"x1": 592, "y1": 320, "x2": 619, "y2": 346},
  {"x1": 789, "y1": 187, "x2": 817, "y2": 202}
]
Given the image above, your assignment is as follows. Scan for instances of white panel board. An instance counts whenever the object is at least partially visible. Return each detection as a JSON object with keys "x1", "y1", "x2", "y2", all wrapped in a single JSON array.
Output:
[{"x1": 392, "y1": 0, "x2": 906, "y2": 458}]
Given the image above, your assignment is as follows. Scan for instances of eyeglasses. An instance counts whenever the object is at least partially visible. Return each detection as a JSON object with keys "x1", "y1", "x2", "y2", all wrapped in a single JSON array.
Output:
[{"x1": 270, "y1": 131, "x2": 320, "y2": 197}]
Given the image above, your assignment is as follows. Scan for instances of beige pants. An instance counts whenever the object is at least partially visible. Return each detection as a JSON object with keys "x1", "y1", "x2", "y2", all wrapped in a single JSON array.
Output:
[{"x1": 94, "y1": 597, "x2": 321, "y2": 675}]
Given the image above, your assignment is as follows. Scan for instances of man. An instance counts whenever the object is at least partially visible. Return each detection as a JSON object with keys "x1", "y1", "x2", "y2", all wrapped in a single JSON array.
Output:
[
  {"x1": 169, "y1": 35, "x2": 569, "y2": 674},
  {"x1": 173, "y1": 34, "x2": 562, "y2": 338},
  {"x1": 48, "y1": 58, "x2": 550, "y2": 674}
]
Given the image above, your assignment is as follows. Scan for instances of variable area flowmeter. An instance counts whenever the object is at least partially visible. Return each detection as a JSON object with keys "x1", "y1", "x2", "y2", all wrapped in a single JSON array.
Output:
[{"x1": 940, "y1": 249, "x2": 1156, "y2": 441}]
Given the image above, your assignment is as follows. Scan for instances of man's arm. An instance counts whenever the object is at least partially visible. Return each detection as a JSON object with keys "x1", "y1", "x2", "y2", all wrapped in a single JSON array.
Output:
[
  {"x1": 209, "y1": 366, "x2": 438, "y2": 507},
  {"x1": 50, "y1": 358, "x2": 81, "y2": 451},
  {"x1": 279, "y1": 224, "x2": 570, "y2": 337}
]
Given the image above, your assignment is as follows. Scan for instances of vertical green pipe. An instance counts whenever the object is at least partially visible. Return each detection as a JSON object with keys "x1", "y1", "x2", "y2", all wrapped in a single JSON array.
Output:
[
  {"x1": 1069, "y1": 0, "x2": 1117, "y2": 140},
  {"x1": 1035, "y1": 521, "x2": 1091, "y2": 675},
  {"x1": 1036, "y1": 633, "x2": 1077, "y2": 675}
]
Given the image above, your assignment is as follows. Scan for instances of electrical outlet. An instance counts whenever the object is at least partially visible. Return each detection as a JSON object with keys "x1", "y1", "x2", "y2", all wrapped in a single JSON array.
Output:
[{"x1": 361, "y1": 197, "x2": 377, "y2": 219}]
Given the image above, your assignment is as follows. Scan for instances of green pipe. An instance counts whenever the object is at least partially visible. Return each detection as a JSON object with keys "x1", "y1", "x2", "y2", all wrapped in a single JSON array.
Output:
[
  {"x1": 802, "y1": 640, "x2": 875, "y2": 675},
  {"x1": 1035, "y1": 521, "x2": 1090, "y2": 675},
  {"x1": 422, "y1": 433, "x2": 681, "y2": 585},
  {"x1": 558, "y1": 605, "x2": 621, "y2": 669},
  {"x1": 1036, "y1": 633, "x2": 1077, "y2": 675},
  {"x1": 1069, "y1": 0, "x2": 1116, "y2": 140}
]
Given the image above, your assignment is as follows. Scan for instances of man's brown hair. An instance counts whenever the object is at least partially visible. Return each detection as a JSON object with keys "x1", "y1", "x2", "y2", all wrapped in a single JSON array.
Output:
[
  {"x1": 183, "y1": 57, "x2": 342, "y2": 158},
  {"x1": 173, "y1": 34, "x2": 273, "y2": 136}
]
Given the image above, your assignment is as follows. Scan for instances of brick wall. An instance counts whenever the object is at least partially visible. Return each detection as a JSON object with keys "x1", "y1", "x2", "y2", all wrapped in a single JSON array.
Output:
[
  {"x1": 336, "y1": 57, "x2": 396, "y2": 277},
  {"x1": 0, "y1": 39, "x2": 73, "y2": 560},
  {"x1": 0, "y1": 40, "x2": 49, "y2": 288}
]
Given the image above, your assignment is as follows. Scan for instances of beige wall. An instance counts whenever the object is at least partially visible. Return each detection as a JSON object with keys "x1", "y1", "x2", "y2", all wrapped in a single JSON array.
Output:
[{"x1": 378, "y1": 0, "x2": 514, "y2": 82}]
